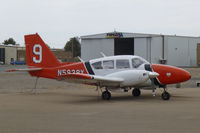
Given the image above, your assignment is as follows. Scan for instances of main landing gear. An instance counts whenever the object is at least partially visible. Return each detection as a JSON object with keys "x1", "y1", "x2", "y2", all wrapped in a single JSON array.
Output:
[
  {"x1": 132, "y1": 87, "x2": 171, "y2": 100},
  {"x1": 100, "y1": 87, "x2": 171, "y2": 100},
  {"x1": 132, "y1": 88, "x2": 141, "y2": 97},
  {"x1": 102, "y1": 90, "x2": 111, "y2": 100}
]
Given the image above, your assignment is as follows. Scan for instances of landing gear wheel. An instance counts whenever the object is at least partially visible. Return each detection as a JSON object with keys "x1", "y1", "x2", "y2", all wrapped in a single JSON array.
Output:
[
  {"x1": 132, "y1": 88, "x2": 141, "y2": 97},
  {"x1": 102, "y1": 91, "x2": 111, "y2": 100},
  {"x1": 161, "y1": 91, "x2": 170, "y2": 100}
]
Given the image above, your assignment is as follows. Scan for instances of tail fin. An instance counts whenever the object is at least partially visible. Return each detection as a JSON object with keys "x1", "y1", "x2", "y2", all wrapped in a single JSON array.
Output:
[{"x1": 25, "y1": 33, "x2": 61, "y2": 67}]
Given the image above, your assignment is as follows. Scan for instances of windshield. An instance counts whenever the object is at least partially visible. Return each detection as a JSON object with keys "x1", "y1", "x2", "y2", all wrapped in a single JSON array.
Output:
[{"x1": 132, "y1": 58, "x2": 144, "y2": 68}]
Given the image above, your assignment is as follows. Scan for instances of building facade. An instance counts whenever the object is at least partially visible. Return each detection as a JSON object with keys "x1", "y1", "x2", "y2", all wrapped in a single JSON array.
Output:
[
  {"x1": 81, "y1": 32, "x2": 200, "y2": 67},
  {"x1": 0, "y1": 45, "x2": 17, "y2": 64}
]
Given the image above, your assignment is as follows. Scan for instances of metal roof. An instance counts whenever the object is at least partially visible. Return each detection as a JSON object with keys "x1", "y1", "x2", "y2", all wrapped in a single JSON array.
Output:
[{"x1": 81, "y1": 32, "x2": 200, "y2": 39}]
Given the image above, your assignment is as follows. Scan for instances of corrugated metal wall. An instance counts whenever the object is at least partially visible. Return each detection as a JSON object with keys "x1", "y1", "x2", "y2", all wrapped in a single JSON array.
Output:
[
  {"x1": 165, "y1": 36, "x2": 200, "y2": 66},
  {"x1": 81, "y1": 33, "x2": 200, "y2": 67},
  {"x1": 81, "y1": 39, "x2": 114, "y2": 60},
  {"x1": 134, "y1": 37, "x2": 162, "y2": 64}
]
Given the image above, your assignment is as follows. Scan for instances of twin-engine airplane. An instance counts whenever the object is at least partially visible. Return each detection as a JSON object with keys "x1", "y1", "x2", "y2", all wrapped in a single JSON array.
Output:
[{"x1": 7, "y1": 33, "x2": 191, "y2": 100}]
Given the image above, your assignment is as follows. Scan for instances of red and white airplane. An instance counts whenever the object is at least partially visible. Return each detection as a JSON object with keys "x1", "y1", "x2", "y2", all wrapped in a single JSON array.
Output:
[{"x1": 7, "y1": 33, "x2": 191, "y2": 100}]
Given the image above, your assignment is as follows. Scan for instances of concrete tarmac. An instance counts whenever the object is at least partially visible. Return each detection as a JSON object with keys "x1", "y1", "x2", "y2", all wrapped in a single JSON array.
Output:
[{"x1": 0, "y1": 66, "x2": 200, "y2": 133}]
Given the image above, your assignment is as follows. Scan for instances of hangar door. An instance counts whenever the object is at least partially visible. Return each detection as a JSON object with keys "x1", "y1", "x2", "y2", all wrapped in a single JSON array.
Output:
[
  {"x1": 0, "y1": 48, "x2": 5, "y2": 64},
  {"x1": 114, "y1": 38, "x2": 134, "y2": 55}
]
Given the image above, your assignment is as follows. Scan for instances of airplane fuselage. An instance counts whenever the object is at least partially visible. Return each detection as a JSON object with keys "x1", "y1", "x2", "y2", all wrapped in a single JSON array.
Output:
[{"x1": 29, "y1": 55, "x2": 190, "y2": 90}]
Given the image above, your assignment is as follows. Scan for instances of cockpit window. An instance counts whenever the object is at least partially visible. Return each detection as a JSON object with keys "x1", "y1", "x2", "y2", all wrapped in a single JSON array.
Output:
[
  {"x1": 92, "y1": 61, "x2": 103, "y2": 69},
  {"x1": 132, "y1": 58, "x2": 144, "y2": 68},
  {"x1": 103, "y1": 60, "x2": 114, "y2": 69},
  {"x1": 116, "y1": 59, "x2": 130, "y2": 69}
]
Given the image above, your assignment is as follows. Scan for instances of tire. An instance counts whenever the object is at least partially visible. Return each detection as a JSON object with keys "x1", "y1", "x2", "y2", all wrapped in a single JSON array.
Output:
[
  {"x1": 102, "y1": 91, "x2": 111, "y2": 100},
  {"x1": 132, "y1": 88, "x2": 141, "y2": 97},
  {"x1": 161, "y1": 92, "x2": 170, "y2": 100},
  {"x1": 197, "y1": 83, "x2": 200, "y2": 87}
]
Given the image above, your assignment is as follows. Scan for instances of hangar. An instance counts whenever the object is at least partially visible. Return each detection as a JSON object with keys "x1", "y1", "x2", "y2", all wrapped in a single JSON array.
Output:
[
  {"x1": 0, "y1": 45, "x2": 18, "y2": 64},
  {"x1": 81, "y1": 32, "x2": 200, "y2": 67}
]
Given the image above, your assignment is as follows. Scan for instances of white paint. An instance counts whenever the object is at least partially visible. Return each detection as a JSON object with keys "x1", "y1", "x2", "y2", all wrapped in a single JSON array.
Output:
[
  {"x1": 105, "y1": 70, "x2": 150, "y2": 87},
  {"x1": 166, "y1": 72, "x2": 171, "y2": 77},
  {"x1": 33, "y1": 44, "x2": 42, "y2": 63},
  {"x1": 90, "y1": 55, "x2": 148, "y2": 76},
  {"x1": 87, "y1": 55, "x2": 155, "y2": 87}
]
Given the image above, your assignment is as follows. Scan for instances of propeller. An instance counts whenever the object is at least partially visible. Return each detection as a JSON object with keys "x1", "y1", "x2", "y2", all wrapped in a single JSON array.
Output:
[
  {"x1": 148, "y1": 71, "x2": 159, "y2": 96},
  {"x1": 151, "y1": 78, "x2": 156, "y2": 96},
  {"x1": 148, "y1": 72, "x2": 159, "y2": 78}
]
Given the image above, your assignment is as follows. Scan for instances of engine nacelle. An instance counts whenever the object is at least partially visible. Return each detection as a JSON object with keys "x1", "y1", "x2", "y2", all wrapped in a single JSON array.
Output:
[{"x1": 106, "y1": 70, "x2": 150, "y2": 87}]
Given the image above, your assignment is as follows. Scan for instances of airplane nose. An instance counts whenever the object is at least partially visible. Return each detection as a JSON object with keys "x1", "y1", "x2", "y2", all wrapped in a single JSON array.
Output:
[
  {"x1": 181, "y1": 69, "x2": 191, "y2": 82},
  {"x1": 152, "y1": 64, "x2": 191, "y2": 85}
]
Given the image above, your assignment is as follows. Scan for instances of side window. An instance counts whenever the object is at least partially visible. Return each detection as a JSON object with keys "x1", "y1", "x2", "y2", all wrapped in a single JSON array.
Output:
[
  {"x1": 116, "y1": 59, "x2": 130, "y2": 69},
  {"x1": 92, "y1": 61, "x2": 103, "y2": 69},
  {"x1": 132, "y1": 58, "x2": 144, "y2": 68},
  {"x1": 103, "y1": 60, "x2": 114, "y2": 69}
]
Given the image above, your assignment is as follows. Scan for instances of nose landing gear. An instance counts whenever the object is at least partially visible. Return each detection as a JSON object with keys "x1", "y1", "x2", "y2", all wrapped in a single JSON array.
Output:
[
  {"x1": 161, "y1": 87, "x2": 170, "y2": 100},
  {"x1": 161, "y1": 91, "x2": 170, "y2": 100}
]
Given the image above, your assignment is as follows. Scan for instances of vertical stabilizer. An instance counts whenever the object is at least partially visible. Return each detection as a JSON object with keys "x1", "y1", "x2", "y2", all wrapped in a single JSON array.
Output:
[{"x1": 25, "y1": 33, "x2": 61, "y2": 67}]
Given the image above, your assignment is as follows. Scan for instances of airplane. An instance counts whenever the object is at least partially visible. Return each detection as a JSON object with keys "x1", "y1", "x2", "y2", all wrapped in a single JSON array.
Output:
[{"x1": 7, "y1": 33, "x2": 191, "y2": 100}]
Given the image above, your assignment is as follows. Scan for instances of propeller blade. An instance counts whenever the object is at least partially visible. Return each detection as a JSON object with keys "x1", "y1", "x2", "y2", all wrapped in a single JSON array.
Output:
[{"x1": 151, "y1": 78, "x2": 156, "y2": 96}]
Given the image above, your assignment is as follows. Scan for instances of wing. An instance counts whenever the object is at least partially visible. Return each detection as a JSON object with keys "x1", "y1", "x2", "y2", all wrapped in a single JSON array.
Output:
[{"x1": 58, "y1": 73, "x2": 124, "y2": 86}]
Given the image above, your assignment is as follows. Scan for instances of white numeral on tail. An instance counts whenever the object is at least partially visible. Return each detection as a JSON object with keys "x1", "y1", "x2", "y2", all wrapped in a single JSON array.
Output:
[{"x1": 33, "y1": 44, "x2": 42, "y2": 63}]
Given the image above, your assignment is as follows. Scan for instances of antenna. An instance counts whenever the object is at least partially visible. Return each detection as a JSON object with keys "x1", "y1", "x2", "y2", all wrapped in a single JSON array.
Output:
[
  {"x1": 100, "y1": 52, "x2": 106, "y2": 57},
  {"x1": 77, "y1": 56, "x2": 84, "y2": 62}
]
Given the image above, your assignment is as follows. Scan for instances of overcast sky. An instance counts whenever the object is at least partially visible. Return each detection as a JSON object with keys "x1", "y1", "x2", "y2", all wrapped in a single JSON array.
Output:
[{"x1": 0, "y1": 0, "x2": 200, "y2": 48}]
